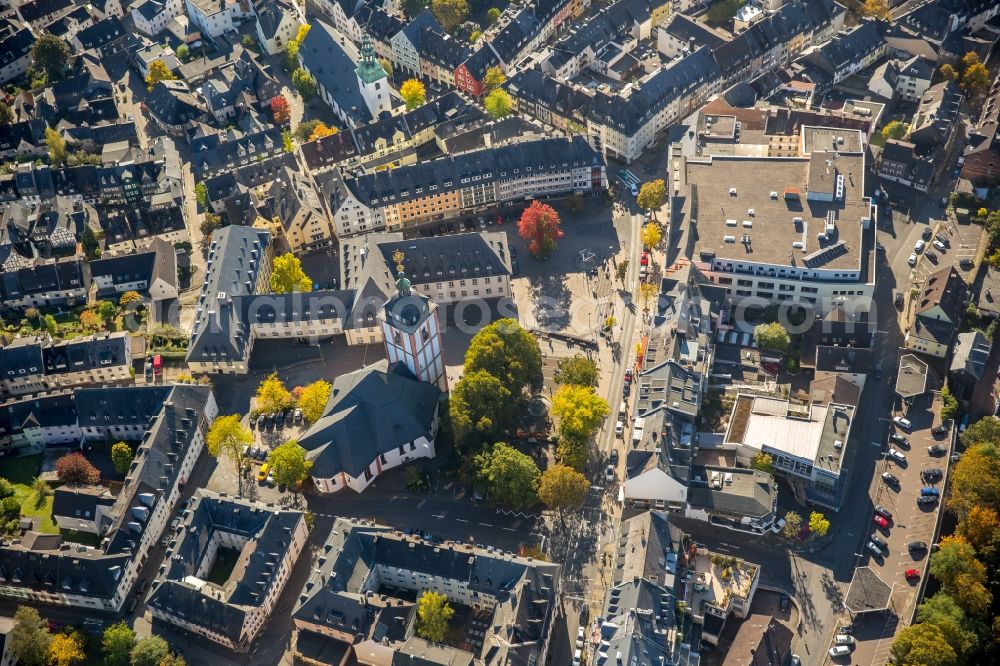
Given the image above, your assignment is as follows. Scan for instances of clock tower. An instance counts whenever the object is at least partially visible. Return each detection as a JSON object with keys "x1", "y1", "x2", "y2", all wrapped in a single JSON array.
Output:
[{"x1": 379, "y1": 251, "x2": 447, "y2": 391}]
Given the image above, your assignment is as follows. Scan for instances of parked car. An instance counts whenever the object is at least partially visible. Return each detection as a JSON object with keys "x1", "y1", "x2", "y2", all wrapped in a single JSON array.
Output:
[
  {"x1": 925, "y1": 250, "x2": 937, "y2": 262},
  {"x1": 257, "y1": 463, "x2": 270, "y2": 483},
  {"x1": 873, "y1": 515, "x2": 889, "y2": 529},
  {"x1": 904, "y1": 568, "x2": 920, "y2": 580},
  {"x1": 922, "y1": 467, "x2": 943, "y2": 482},
  {"x1": 895, "y1": 292, "x2": 904, "y2": 307},
  {"x1": 931, "y1": 424, "x2": 949, "y2": 437},
  {"x1": 881, "y1": 471, "x2": 899, "y2": 486},
  {"x1": 576, "y1": 627, "x2": 585, "y2": 649},
  {"x1": 932, "y1": 240, "x2": 947, "y2": 252},
  {"x1": 605, "y1": 465, "x2": 615, "y2": 481},
  {"x1": 829, "y1": 645, "x2": 851, "y2": 658},
  {"x1": 908, "y1": 253, "x2": 917, "y2": 266},
  {"x1": 610, "y1": 449, "x2": 619, "y2": 466},
  {"x1": 623, "y1": 383, "x2": 630, "y2": 397},
  {"x1": 920, "y1": 487, "x2": 940, "y2": 497},
  {"x1": 615, "y1": 420, "x2": 624, "y2": 437},
  {"x1": 867, "y1": 540, "x2": 884, "y2": 556},
  {"x1": 922, "y1": 227, "x2": 933, "y2": 240},
  {"x1": 893, "y1": 416, "x2": 912, "y2": 430},
  {"x1": 249, "y1": 414, "x2": 257, "y2": 428},
  {"x1": 835, "y1": 635, "x2": 855, "y2": 646},
  {"x1": 874, "y1": 505, "x2": 892, "y2": 520},
  {"x1": 780, "y1": 595, "x2": 789, "y2": 612},
  {"x1": 889, "y1": 433, "x2": 909, "y2": 447},
  {"x1": 908, "y1": 541, "x2": 928, "y2": 552},
  {"x1": 870, "y1": 534, "x2": 887, "y2": 549},
  {"x1": 927, "y1": 444, "x2": 946, "y2": 456},
  {"x1": 888, "y1": 448, "x2": 906, "y2": 463},
  {"x1": 935, "y1": 233, "x2": 949, "y2": 246},
  {"x1": 914, "y1": 239, "x2": 926, "y2": 253},
  {"x1": 624, "y1": 369, "x2": 633, "y2": 384},
  {"x1": 960, "y1": 258, "x2": 974, "y2": 269},
  {"x1": 294, "y1": 408, "x2": 303, "y2": 422},
  {"x1": 917, "y1": 495, "x2": 938, "y2": 506}
]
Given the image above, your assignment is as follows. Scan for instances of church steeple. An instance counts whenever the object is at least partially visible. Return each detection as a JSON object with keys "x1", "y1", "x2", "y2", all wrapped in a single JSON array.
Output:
[{"x1": 356, "y1": 34, "x2": 386, "y2": 86}]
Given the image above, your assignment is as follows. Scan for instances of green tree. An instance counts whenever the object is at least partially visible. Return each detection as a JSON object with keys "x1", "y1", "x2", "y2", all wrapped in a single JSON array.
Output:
[
  {"x1": 940, "y1": 385, "x2": 959, "y2": 422},
  {"x1": 400, "y1": 78, "x2": 426, "y2": 110},
  {"x1": 948, "y1": 443, "x2": 1000, "y2": 519},
  {"x1": 297, "y1": 379, "x2": 332, "y2": 424},
  {"x1": 551, "y1": 384, "x2": 609, "y2": 441},
  {"x1": 929, "y1": 537, "x2": 991, "y2": 615},
  {"x1": 97, "y1": 300, "x2": 117, "y2": 321},
  {"x1": 782, "y1": 511, "x2": 802, "y2": 538},
  {"x1": 960, "y1": 417, "x2": 1000, "y2": 448},
  {"x1": 30, "y1": 34, "x2": 69, "y2": 82},
  {"x1": 891, "y1": 623, "x2": 957, "y2": 666},
  {"x1": 175, "y1": 44, "x2": 190, "y2": 61},
  {"x1": 267, "y1": 440, "x2": 313, "y2": 488},
  {"x1": 882, "y1": 120, "x2": 908, "y2": 141},
  {"x1": 416, "y1": 590, "x2": 454, "y2": 642},
  {"x1": 750, "y1": 453, "x2": 774, "y2": 475},
  {"x1": 31, "y1": 477, "x2": 51, "y2": 508},
  {"x1": 537, "y1": 464, "x2": 588, "y2": 524},
  {"x1": 637, "y1": 179, "x2": 666, "y2": 217},
  {"x1": 638, "y1": 282, "x2": 658, "y2": 312},
  {"x1": 474, "y1": 443, "x2": 540, "y2": 509},
  {"x1": 206, "y1": 415, "x2": 253, "y2": 491},
  {"x1": 101, "y1": 621, "x2": 136, "y2": 666},
  {"x1": 469, "y1": 29, "x2": 481, "y2": 41},
  {"x1": 111, "y1": 442, "x2": 133, "y2": 475},
  {"x1": 431, "y1": 0, "x2": 469, "y2": 31},
  {"x1": 45, "y1": 127, "x2": 66, "y2": 165},
  {"x1": 145, "y1": 60, "x2": 175, "y2": 92},
  {"x1": 615, "y1": 261, "x2": 627, "y2": 284},
  {"x1": 556, "y1": 433, "x2": 588, "y2": 469},
  {"x1": 0, "y1": 102, "x2": 13, "y2": 124},
  {"x1": 285, "y1": 39, "x2": 301, "y2": 70},
  {"x1": 640, "y1": 222, "x2": 662, "y2": 250},
  {"x1": 484, "y1": 88, "x2": 512, "y2": 118},
  {"x1": 483, "y1": 65, "x2": 505, "y2": 93},
  {"x1": 282, "y1": 129, "x2": 294, "y2": 153},
  {"x1": 9, "y1": 605, "x2": 51, "y2": 666},
  {"x1": 291, "y1": 68, "x2": 317, "y2": 100},
  {"x1": 200, "y1": 212, "x2": 221, "y2": 238},
  {"x1": 194, "y1": 182, "x2": 209, "y2": 208},
  {"x1": 915, "y1": 593, "x2": 978, "y2": 657},
  {"x1": 754, "y1": 322, "x2": 791, "y2": 354},
  {"x1": 270, "y1": 253, "x2": 313, "y2": 293},
  {"x1": 449, "y1": 370, "x2": 513, "y2": 446},
  {"x1": 130, "y1": 635, "x2": 170, "y2": 666},
  {"x1": 554, "y1": 354, "x2": 599, "y2": 387},
  {"x1": 256, "y1": 373, "x2": 293, "y2": 414},
  {"x1": 48, "y1": 631, "x2": 85, "y2": 666},
  {"x1": 808, "y1": 511, "x2": 830, "y2": 536},
  {"x1": 487, "y1": 7, "x2": 501, "y2": 23},
  {"x1": 44, "y1": 313, "x2": 59, "y2": 336},
  {"x1": 464, "y1": 318, "x2": 542, "y2": 393}
]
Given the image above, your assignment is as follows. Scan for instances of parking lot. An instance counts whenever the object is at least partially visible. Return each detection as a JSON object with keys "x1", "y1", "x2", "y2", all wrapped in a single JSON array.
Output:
[
  {"x1": 847, "y1": 394, "x2": 951, "y2": 665},
  {"x1": 907, "y1": 216, "x2": 981, "y2": 285}
]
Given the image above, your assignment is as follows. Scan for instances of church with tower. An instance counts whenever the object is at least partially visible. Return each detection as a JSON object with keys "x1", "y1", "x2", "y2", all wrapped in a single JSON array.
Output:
[
  {"x1": 296, "y1": 20, "x2": 395, "y2": 128},
  {"x1": 378, "y1": 251, "x2": 448, "y2": 392}
]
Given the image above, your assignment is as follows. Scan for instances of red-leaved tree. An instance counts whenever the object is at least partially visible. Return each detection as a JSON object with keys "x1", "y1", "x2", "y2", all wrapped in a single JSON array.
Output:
[
  {"x1": 55, "y1": 452, "x2": 100, "y2": 485},
  {"x1": 270, "y1": 95, "x2": 291, "y2": 125},
  {"x1": 517, "y1": 200, "x2": 564, "y2": 258}
]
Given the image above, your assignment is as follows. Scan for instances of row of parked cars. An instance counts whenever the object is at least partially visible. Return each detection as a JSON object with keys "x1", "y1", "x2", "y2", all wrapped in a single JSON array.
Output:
[{"x1": 250, "y1": 408, "x2": 302, "y2": 430}]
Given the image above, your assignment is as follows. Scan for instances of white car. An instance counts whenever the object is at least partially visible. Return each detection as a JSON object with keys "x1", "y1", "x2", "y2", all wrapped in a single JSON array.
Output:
[
  {"x1": 932, "y1": 239, "x2": 947, "y2": 252},
  {"x1": 908, "y1": 253, "x2": 917, "y2": 266},
  {"x1": 893, "y1": 416, "x2": 912, "y2": 430},
  {"x1": 835, "y1": 634, "x2": 855, "y2": 646},
  {"x1": 888, "y1": 448, "x2": 906, "y2": 463},
  {"x1": 829, "y1": 645, "x2": 851, "y2": 658},
  {"x1": 576, "y1": 627, "x2": 585, "y2": 649},
  {"x1": 615, "y1": 420, "x2": 624, "y2": 437},
  {"x1": 914, "y1": 239, "x2": 925, "y2": 253},
  {"x1": 606, "y1": 465, "x2": 615, "y2": 481}
]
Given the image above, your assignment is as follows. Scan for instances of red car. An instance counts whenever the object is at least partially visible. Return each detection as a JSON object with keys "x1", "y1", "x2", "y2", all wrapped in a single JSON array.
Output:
[
  {"x1": 640, "y1": 252, "x2": 649, "y2": 266},
  {"x1": 625, "y1": 369, "x2": 633, "y2": 384},
  {"x1": 873, "y1": 515, "x2": 889, "y2": 529},
  {"x1": 904, "y1": 569, "x2": 920, "y2": 580}
]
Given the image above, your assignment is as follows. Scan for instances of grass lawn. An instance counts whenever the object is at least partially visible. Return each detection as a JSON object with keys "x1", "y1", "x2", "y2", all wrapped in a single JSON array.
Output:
[
  {"x1": 60, "y1": 529, "x2": 101, "y2": 547},
  {"x1": 2, "y1": 454, "x2": 58, "y2": 534}
]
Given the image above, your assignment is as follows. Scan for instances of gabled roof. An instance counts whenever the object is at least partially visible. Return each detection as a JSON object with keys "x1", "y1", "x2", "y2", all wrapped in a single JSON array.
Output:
[
  {"x1": 74, "y1": 15, "x2": 126, "y2": 50},
  {"x1": 297, "y1": 20, "x2": 376, "y2": 125},
  {"x1": 298, "y1": 361, "x2": 442, "y2": 478}
]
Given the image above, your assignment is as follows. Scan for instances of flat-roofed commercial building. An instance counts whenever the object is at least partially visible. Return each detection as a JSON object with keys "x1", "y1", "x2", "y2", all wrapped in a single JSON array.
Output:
[{"x1": 672, "y1": 149, "x2": 875, "y2": 315}]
